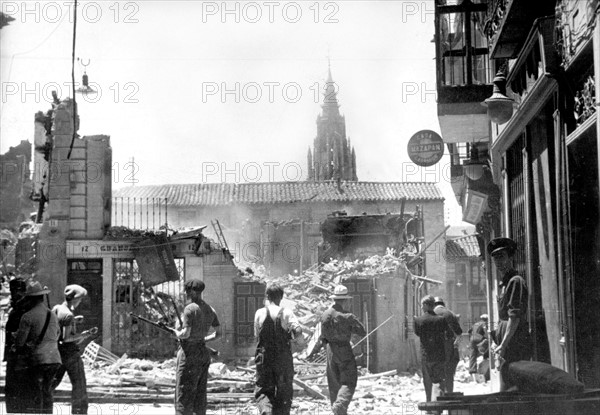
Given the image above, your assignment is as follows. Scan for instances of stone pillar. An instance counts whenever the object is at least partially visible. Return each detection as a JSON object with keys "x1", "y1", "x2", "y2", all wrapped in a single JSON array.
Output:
[{"x1": 36, "y1": 99, "x2": 76, "y2": 305}]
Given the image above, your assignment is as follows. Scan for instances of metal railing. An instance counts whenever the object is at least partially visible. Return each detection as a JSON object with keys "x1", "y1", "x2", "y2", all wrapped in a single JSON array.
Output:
[{"x1": 111, "y1": 197, "x2": 168, "y2": 230}]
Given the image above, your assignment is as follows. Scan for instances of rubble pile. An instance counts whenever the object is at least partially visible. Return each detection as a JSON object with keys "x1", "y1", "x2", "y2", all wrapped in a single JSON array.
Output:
[
  {"x1": 68, "y1": 356, "x2": 490, "y2": 411},
  {"x1": 239, "y1": 248, "x2": 413, "y2": 340}
]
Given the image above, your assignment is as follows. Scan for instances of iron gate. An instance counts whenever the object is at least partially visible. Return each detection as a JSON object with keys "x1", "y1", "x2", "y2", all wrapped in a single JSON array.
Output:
[{"x1": 112, "y1": 258, "x2": 185, "y2": 358}]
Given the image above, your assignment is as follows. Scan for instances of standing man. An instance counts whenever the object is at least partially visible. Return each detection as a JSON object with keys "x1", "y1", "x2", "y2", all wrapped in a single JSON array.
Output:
[
  {"x1": 52, "y1": 284, "x2": 94, "y2": 414},
  {"x1": 433, "y1": 296, "x2": 462, "y2": 393},
  {"x1": 173, "y1": 279, "x2": 222, "y2": 415},
  {"x1": 309, "y1": 285, "x2": 366, "y2": 415},
  {"x1": 14, "y1": 280, "x2": 62, "y2": 413},
  {"x1": 468, "y1": 314, "x2": 489, "y2": 380},
  {"x1": 254, "y1": 283, "x2": 302, "y2": 415},
  {"x1": 414, "y1": 295, "x2": 448, "y2": 404},
  {"x1": 4, "y1": 276, "x2": 30, "y2": 413},
  {"x1": 487, "y1": 237, "x2": 532, "y2": 391}
]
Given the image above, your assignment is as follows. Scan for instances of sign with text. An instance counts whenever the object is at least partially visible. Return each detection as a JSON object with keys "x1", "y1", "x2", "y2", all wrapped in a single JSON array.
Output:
[
  {"x1": 407, "y1": 130, "x2": 444, "y2": 167},
  {"x1": 134, "y1": 235, "x2": 179, "y2": 286}
]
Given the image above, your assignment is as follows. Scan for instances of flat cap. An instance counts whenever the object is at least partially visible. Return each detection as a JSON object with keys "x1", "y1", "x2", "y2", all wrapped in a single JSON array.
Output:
[
  {"x1": 65, "y1": 284, "x2": 87, "y2": 300},
  {"x1": 184, "y1": 279, "x2": 205, "y2": 293},
  {"x1": 487, "y1": 237, "x2": 517, "y2": 256}
]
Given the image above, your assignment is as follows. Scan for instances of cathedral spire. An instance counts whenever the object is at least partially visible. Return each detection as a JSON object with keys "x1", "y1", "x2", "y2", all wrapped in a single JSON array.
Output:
[
  {"x1": 323, "y1": 59, "x2": 339, "y2": 116},
  {"x1": 308, "y1": 63, "x2": 357, "y2": 182}
]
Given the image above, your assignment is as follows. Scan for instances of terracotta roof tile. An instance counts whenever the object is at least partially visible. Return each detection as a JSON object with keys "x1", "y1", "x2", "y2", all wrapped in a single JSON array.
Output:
[
  {"x1": 446, "y1": 235, "x2": 482, "y2": 259},
  {"x1": 113, "y1": 181, "x2": 444, "y2": 207}
]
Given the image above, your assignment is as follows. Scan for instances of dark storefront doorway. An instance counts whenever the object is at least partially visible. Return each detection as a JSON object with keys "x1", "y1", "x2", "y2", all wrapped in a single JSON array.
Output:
[
  {"x1": 67, "y1": 259, "x2": 103, "y2": 343},
  {"x1": 568, "y1": 131, "x2": 600, "y2": 388}
]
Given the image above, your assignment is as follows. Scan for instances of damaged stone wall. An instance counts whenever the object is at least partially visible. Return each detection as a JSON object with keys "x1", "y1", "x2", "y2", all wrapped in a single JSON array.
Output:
[
  {"x1": 0, "y1": 140, "x2": 33, "y2": 228},
  {"x1": 30, "y1": 99, "x2": 112, "y2": 305}
]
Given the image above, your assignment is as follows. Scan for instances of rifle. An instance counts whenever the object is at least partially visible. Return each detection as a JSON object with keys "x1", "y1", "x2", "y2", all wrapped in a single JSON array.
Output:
[{"x1": 130, "y1": 313, "x2": 219, "y2": 356}]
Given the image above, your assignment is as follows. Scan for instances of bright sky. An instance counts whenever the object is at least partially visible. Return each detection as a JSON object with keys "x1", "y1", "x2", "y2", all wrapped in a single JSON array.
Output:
[{"x1": 1, "y1": 0, "x2": 465, "y2": 224}]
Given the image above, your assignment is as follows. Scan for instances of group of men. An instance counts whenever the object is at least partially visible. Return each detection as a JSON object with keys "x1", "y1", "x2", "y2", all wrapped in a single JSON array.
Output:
[
  {"x1": 414, "y1": 295, "x2": 462, "y2": 403},
  {"x1": 4, "y1": 279, "x2": 93, "y2": 414},
  {"x1": 3, "y1": 234, "x2": 528, "y2": 415},
  {"x1": 414, "y1": 236, "x2": 533, "y2": 410}
]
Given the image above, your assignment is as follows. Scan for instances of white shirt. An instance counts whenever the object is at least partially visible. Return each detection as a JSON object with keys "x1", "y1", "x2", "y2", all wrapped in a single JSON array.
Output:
[{"x1": 254, "y1": 302, "x2": 300, "y2": 338}]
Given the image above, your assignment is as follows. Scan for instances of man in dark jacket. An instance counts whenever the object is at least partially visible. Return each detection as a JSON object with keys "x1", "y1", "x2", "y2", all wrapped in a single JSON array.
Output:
[
  {"x1": 433, "y1": 296, "x2": 462, "y2": 393},
  {"x1": 4, "y1": 276, "x2": 30, "y2": 413},
  {"x1": 309, "y1": 285, "x2": 366, "y2": 415},
  {"x1": 414, "y1": 295, "x2": 448, "y2": 404},
  {"x1": 253, "y1": 283, "x2": 302, "y2": 415},
  {"x1": 14, "y1": 280, "x2": 62, "y2": 414}
]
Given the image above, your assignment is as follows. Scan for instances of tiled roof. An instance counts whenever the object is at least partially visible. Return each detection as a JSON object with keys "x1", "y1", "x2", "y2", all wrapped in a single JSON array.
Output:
[
  {"x1": 446, "y1": 235, "x2": 482, "y2": 259},
  {"x1": 113, "y1": 181, "x2": 444, "y2": 207}
]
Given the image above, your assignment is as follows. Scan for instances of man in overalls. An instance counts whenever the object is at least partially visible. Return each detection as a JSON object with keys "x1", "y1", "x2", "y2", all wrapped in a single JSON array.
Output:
[
  {"x1": 173, "y1": 279, "x2": 222, "y2": 415},
  {"x1": 310, "y1": 285, "x2": 366, "y2": 415},
  {"x1": 253, "y1": 283, "x2": 302, "y2": 415}
]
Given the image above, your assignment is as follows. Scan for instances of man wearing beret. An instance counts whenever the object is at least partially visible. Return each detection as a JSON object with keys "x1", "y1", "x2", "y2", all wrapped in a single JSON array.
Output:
[
  {"x1": 172, "y1": 278, "x2": 222, "y2": 415},
  {"x1": 487, "y1": 237, "x2": 532, "y2": 390},
  {"x1": 52, "y1": 284, "x2": 94, "y2": 414}
]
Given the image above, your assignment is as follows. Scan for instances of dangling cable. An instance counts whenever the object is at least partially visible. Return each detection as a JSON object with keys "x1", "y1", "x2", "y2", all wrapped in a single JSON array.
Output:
[{"x1": 67, "y1": 0, "x2": 78, "y2": 159}]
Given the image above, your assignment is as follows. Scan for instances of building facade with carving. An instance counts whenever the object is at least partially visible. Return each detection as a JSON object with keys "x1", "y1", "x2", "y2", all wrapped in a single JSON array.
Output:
[{"x1": 433, "y1": 0, "x2": 600, "y2": 389}]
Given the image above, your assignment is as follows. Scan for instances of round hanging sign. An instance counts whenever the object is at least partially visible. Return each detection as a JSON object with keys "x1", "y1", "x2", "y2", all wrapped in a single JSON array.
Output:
[{"x1": 407, "y1": 130, "x2": 444, "y2": 167}]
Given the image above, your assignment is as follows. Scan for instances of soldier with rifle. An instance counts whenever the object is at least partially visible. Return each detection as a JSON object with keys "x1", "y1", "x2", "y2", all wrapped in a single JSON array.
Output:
[{"x1": 171, "y1": 279, "x2": 221, "y2": 415}]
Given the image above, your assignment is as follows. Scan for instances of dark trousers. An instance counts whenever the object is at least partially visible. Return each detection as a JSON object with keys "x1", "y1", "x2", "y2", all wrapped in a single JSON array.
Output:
[
  {"x1": 175, "y1": 344, "x2": 211, "y2": 415},
  {"x1": 29, "y1": 363, "x2": 61, "y2": 414},
  {"x1": 5, "y1": 355, "x2": 31, "y2": 413},
  {"x1": 444, "y1": 345, "x2": 460, "y2": 393},
  {"x1": 325, "y1": 344, "x2": 357, "y2": 415},
  {"x1": 469, "y1": 342, "x2": 479, "y2": 374},
  {"x1": 254, "y1": 348, "x2": 294, "y2": 415},
  {"x1": 422, "y1": 359, "x2": 446, "y2": 402},
  {"x1": 53, "y1": 343, "x2": 89, "y2": 414}
]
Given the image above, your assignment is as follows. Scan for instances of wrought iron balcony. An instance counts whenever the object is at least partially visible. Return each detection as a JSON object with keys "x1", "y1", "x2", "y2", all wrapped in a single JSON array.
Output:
[{"x1": 484, "y1": 0, "x2": 556, "y2": 59}]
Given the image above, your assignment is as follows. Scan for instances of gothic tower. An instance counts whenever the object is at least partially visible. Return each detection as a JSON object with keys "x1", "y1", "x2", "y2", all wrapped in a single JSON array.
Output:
[{"x1": 308, "y1": 64, "x2": 357, "y2": 181}]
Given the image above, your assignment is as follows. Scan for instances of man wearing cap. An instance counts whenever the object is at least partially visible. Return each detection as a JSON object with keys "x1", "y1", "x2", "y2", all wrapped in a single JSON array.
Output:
[
  {"x1": 468, "y1": 314, "x2": 489, "y2": 381},
  {"x1": 414, "y1": 294, "x2": 448, "y2": 405},
  {"x1": 433, "y1": 296, "x2": 462, "y2": 393},
  {"x1": 309, "y1": 285, "x2": 366, "y2": 415},
  {"x1": 253, "y1": 282, "x2": 302, "y2": 415},
  {"x1": 487, "y1": 237, "x2": 532, "y2": 390},
  {"x1": 51, "y1": 284, "x2": 93, "y2": 414},
  {"x1": 4, "y1": 276, "x2": 31, "y2": 413},
  {"x1": 173, "y1": 278, "x2": 222, "y2": 415},
  {"x1": 14, "y1": 280, "x2": 62, "y2": 413}
]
